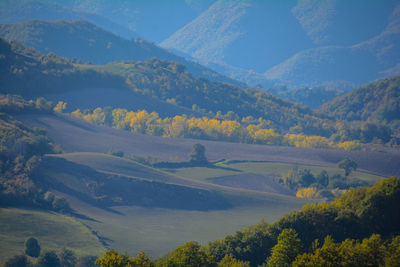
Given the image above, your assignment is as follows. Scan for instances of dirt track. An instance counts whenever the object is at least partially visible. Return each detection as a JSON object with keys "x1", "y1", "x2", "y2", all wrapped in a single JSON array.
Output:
[{"x1": 17, "y1": 113, "x2": 400, "y2": 177}]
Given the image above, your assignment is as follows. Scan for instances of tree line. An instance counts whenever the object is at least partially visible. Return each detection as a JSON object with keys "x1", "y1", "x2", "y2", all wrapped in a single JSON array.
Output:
[{"x1": 70, "y1": 106, "x2": 363, "y2": 150}]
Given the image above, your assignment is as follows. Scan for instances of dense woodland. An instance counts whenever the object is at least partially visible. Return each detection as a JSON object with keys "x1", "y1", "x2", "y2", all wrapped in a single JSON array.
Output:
[{"x1": 0, "y1": 95, "x2": 70, "y2": 212}]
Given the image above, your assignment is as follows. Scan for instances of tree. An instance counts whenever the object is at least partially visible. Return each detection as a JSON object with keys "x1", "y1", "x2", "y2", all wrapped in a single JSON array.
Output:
[
  {"x1": 162, "y1": 241, "x2": 216, "y2": 267},
  {"x1": 95, "y1": 250, "x2": 131, "y2": 267},
  {"x1": 131, "y1": 250, "x2": 154, "y2": 267},
  {"x1": 266, "y1": 228, "x2": 302, "y2": 267},
  {"x1": 3, "y1": 255, "x2": 31, "y2": 267},
  {"x1": 316, "y1": 170, "x2": 329, "y2": 187},
  {"x1": 53, "y1": 101, "x2": 67, "y2": 113},
  {"x1": 338, "y1": 158, "x2": 358, "y2": 176},
  {"x1": 59, "y1": 248, "x2": 76, "y2": 267},
  {"x1": 25, "y1": 237, "x2": 40, "y2": 258},
  {"x1": 189, "y1": 143, "x2": 208, "y2": 165},
  {"x1": 37, "y1": 251, "x2": 61, "y2": 267},
  {"x1": 218, "y1": 254, "x2": 250, "y2": 267},
  {"x1": 297, "y1": 169, "x2": 316, "y2": 187}
]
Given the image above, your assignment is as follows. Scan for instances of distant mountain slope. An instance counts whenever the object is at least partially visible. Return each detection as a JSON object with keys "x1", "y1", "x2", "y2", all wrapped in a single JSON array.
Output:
[
  {"x1": 0, "y1": 0, "x2": 137, "y2": 39},
  {"x1": 0, "y1": 37, "x2": 195, "y2": 116},
  {"x1": 319, "y1": 75, "x2": 400, "y2": 124},
  {"x1": 265, "y1": 5, "x2": 400, "y2": 87},
  {"x1": 49, "y1": 0, "x2": 217, "y2": 43},
  {"x1": 161, "y1": 0, "x2": 312, "y2": 73},
  {"x1": 161, "y1": 0, "x2": 400, "y2": 89},
  {"x1": 0, "y1": 19, "x2": 244, "y2": 86}
]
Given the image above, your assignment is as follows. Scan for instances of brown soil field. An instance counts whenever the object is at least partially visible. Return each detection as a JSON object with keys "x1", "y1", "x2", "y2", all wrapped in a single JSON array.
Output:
[{"x1": 16, "y1": 113, "x2": 400, "y2": 177}]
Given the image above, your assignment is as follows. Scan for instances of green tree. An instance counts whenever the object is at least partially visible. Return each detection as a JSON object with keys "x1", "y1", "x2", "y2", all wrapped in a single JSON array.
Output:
[
  {"x1": 162, "y1": 241, "x2": 216, "y2": 267},
  {"x1": 95, "y1": 250, "x2": 131, "y2": 267},
  {"x1": 266, "y1": 228, "x2": 302, "y2": 267},
  {"x1": 59, "y1": 248, "x2": 76, "y2": 267},
  {"x1": 25, "y1": 237, "x2": 40, "y2": 258},
  {"x1": 338, "y1": 158, "x2": 358, "y2": 176},
  {"x1": 3, "y1": 255, "x2": 31, "y2": 267},
  {"x1": 37, "y1": 251, "x2": 61, "y2": 267},
  {"x1": 131, "y1": 250, "x2": 154, "y2": 267},
  {"x1": 218, "y1": 254, "x2": 250, "y2": 267},
  {"x1": 189, "y1": 143, "x2": 208, "y2": 165},
  {"x1": 297, "y1": 169, "x2": 316, "y2": 187},
  {"x1": 316, "y1": 170, "x2": 329, "y2": 187}
]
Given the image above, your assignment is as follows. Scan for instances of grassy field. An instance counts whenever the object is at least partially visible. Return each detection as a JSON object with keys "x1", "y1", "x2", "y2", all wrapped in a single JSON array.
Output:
[
  {"x1": 0, "y1": 208, "x2": 105, "y2": 262},
  {"x1": 64, "y1": 193, "x2": 306, "y2": 258},
  {"x1": 40, "y1": 152, "x2": 308, "y2": 258},
  {"x1": 225, "y1": 161, "x2": 384, "y2": 183},
  {"x1": 167, "y1": 161, "x2": 384, "y2": 189}
]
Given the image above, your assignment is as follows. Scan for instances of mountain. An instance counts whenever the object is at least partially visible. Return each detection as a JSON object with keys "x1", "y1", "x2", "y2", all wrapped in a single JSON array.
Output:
[
  {"x1": 45, "y1": 0, "x2": 217, "y2": 43},
  {"x1": 0, "y1": 0, "x2": 137, "y2": 39},
  {"x1": 0, "y1": 20, "x2": 244, "y2": 86},
  {"x1": 319, "y1": 75, "x2": 400, "y2": 125},
  {"x1": 161, "y1": 0, "x2": 400, "y2": 89},
  {"x1": 265, "y1": 3, "x2": 400, "y2": 88}
]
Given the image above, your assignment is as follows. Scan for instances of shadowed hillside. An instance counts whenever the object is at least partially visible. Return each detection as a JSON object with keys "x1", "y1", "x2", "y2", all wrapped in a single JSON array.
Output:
[
  {"x1": 0, "y1": 19, "x2": 244, "y2": 86},
  {"x1": 320, "y1": 75, "x2": 400, "y2": 124}
]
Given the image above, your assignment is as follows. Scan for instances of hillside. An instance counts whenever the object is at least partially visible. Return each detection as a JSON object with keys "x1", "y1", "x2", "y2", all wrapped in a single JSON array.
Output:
[
  {"x1": 161, "y1": 0, "x2": 400, "y2": 89},
  {"x1": 320, "y1": 75, "x2": 400, "y2": 128},
  {"x1": 265, "y1": 5, "x2": 400, "y2": 88},
  {"x1": 0, "y1": 37, "x2": 196, "y2": 116},
  {"x1": 16, "y1": 112, "x2": 400, "y2": 178},
  {"x1": 0, "y1": 19, "x2": 244, "y2": 86},
  {"x1": 49, "y1": 0, "x2": 216, "y2": 43},
  {"x1": 0, "y1": 0, "x2": 137, "y2": 39}
]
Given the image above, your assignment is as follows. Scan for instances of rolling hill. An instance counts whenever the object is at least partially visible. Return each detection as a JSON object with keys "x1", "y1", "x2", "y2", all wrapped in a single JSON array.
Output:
[
  {"x1": 320, "y1": 75, "x2": 400, "y2": 124},
  {"x1": 0, "y1": 37, "x2": 196, "y2": 116},
  {"x1": 0, "y1": 19, "x2": 244, "y2": 86},
  {"x1": 0, "y1": 0, "x2": 137, "y2": 39},
  {"x1": 16, "y1": 112, "x2": 400, "y2": 178},
  {"x1": 0, "y1": 37, "x2": 337, "y2": 135}
]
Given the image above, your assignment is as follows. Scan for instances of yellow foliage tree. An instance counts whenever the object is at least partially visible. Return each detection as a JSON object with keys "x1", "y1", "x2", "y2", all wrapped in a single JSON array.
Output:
[{"x1": 296, "y1": 187, "x2": 318, "y2": 199}]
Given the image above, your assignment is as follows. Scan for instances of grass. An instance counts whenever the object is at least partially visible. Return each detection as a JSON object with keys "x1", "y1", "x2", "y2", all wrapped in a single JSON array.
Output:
[
  {"x1": 0, "y1": 208, "x2": 105, "y2": 262},
  {"x1": 164, "y1": 161, "x2": 383, "y2": 190},
  {"x1": 166, "y1": 167, "x2": 240, "y2": 182},
  {"x1": 65, "y1": 195, "x2": 306, "y2": 258},
  {"x1": 226, "y1": 162, "x2": 384, "y2": 183}
]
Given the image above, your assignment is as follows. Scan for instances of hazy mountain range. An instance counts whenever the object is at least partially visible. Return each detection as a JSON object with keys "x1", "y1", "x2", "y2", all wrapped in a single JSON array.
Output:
[{"x1": 2, "y1": 0, "x2": 399, "y2": 91}]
